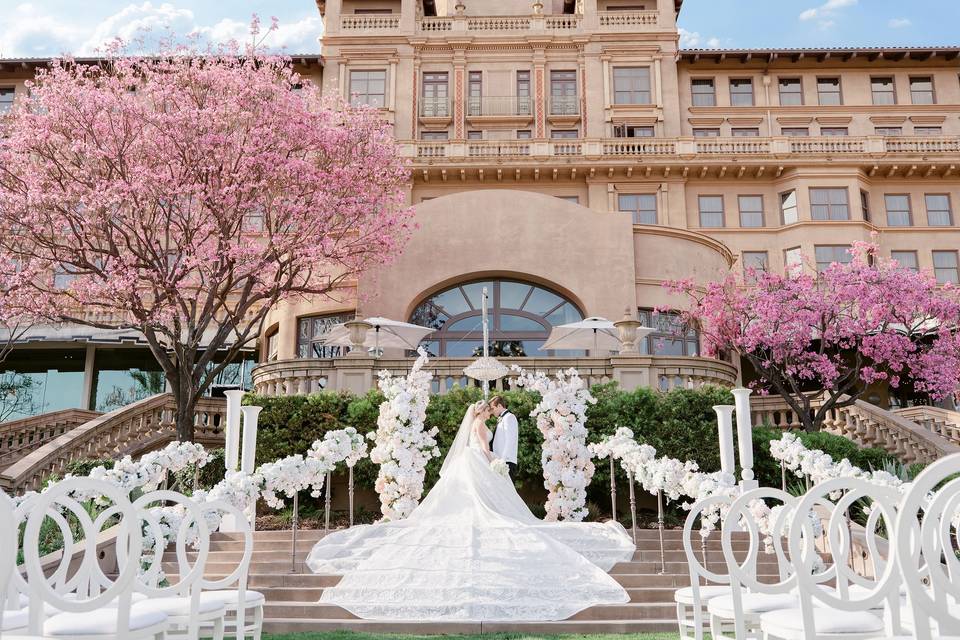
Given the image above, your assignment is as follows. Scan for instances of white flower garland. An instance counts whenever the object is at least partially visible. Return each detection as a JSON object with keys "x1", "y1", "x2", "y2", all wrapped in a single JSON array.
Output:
[
  {"x1": 770, "y1": 432, "x2": 903, "y2": 491},
  {"x1": 513, "y1": 366, "x2": 596, "y2": 521},
  {"x1": 368, "y1": 348, "x2": 440, "y2": 521}
]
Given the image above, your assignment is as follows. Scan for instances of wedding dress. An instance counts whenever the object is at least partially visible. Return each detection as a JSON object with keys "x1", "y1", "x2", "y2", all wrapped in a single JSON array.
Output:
[{"x1": 305, "y1": 403, "x2": 635, "y2": 621}]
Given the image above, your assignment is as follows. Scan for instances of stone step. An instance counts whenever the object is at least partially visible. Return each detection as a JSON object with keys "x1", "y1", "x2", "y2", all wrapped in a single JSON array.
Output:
[
  {"x1": 252, "y1": 585, "x2": 690, "y2": 604},
  {"x1": 261, "y1": 601, "x2": 678, "y2": 622},
  {"x1": 261, "y1": 618, "x2": 678, "y2": 634},
  {"x1": 213, "y1": 527, "x2": 720, "y2": 543}
]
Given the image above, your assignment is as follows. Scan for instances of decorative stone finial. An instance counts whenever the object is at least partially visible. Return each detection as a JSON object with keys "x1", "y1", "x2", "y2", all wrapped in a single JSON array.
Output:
[
  {"x1": 613, "y1": 306, "x2": 643, "y2": 355},
  {"x1": 532, "y1": 0, "x2": 544, "y2": 15},
  {"x1": 455, "y1": 0, "x2": 466, "y2": 16}
]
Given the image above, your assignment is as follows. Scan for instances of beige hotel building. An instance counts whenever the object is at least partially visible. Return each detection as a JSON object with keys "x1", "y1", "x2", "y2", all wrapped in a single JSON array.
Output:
[{"x1": 2, "y1": 0, "x2": 960, "y2": 418}]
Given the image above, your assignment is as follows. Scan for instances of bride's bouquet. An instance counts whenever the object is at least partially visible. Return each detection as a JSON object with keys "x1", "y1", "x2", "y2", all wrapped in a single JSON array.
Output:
[{"x1": 489, "y1": 458, "x2": 510, "y2": 478}]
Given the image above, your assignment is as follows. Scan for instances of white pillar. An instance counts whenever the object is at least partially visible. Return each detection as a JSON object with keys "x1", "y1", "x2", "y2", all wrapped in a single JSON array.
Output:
[
  {"x1": 713, "y1": 405, "x2": 736, "y2": 476},
  {"x1": 240, "y1": 405, "x2": 263, "y2": 474},
  {"x1": 732, "y1": 388, "x2": 757, "y2": 490},
  {"x1": 223, "y1": 390, "x2": 244, "y2": 473}
]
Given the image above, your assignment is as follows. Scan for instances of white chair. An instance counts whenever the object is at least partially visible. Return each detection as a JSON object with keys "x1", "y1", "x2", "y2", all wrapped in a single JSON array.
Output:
[
  {"x1": 198, "y1": 500, "x2": 263, "y2": 640},
  {"x1": 124, "y1": 490, "x2": 226, "y2": 640},
  {"x1": 871, "y1": 454, "x2": 960, "y2": 640},
  {"x1": 761, "y1": 476, "x2": 899, "y2": 640},
  {"x1": 21, "y1": 477, "x2": 168, "y2": 640},
  {"x1": 710, "y1": 487, "x2": 800, "y2": 640},
  {"x1": 676, "y1": 493, "x2": 736, "y2": 640}
]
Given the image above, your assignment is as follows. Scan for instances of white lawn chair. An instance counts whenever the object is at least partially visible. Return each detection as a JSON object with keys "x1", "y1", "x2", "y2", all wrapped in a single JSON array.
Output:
[
  {"x1": 709, "y1": 487, "x2": 800, "y2": 640},
  {"x1": 198, "y1": 500, "x2": 263, "y2": 640},
  {"x1": 21, "y1": 477, "x2": 168, "y2": 640},
  {"x1": 761, "y1": 476, "x2": 899, "y2": 640},
  {"x1": 676, "y1": 493, "x2": 735, "y2": 640},
  {"x1": 125, "y1": 490, "x2": 226, "y2": 640}
]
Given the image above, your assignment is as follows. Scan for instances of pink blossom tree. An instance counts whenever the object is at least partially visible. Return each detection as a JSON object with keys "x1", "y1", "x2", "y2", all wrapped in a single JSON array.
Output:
[
  {"x1": 668, "y1": 243, "x2": 960, "y2": 432},
  {"x1": 0, "y1": 34, "x2": 412, "y2": 440}
]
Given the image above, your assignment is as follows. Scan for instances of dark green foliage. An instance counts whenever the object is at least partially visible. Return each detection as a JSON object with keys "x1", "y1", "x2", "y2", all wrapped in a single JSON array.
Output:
[{"x1": 65, "y1": 458, "x2": 114, "y2": 477}]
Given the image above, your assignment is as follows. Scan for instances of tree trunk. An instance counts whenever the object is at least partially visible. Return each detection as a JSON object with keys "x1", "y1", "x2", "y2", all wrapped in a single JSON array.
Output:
[
  {"x1": 169, "y1": 368, "x2": 198, "y2": 442},
  {"x1": 801, "y1": 410, "x2": 820, "y2": 433}
]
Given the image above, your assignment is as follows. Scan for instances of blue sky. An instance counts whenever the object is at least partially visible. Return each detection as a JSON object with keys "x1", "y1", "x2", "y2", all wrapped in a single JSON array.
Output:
[{"x1": 1, "y1": 1, "x2": 957, "y2": 59}]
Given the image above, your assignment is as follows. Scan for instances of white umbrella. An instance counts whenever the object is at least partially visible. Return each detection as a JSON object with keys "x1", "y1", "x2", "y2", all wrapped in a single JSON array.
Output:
[
  {"x1": 540, "y1": 317, "x2": 655, "y2": 355},
  {"x1": 322, "y1": 317, "x2": 435, "y2": 353}
]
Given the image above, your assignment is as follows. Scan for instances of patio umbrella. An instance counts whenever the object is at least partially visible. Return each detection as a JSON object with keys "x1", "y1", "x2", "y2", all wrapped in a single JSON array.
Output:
[
  {"x1": 540, "y1": 317, "x2": 655, "y2": 355},
  {"x1": 322, "y1": 317, "x2": 434, "y2": 354}
]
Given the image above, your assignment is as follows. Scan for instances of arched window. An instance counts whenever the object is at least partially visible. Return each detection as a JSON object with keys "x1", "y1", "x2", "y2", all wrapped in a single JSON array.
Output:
[{"x1": 410, "y1": 279, "x2": 584, "y2": 357}]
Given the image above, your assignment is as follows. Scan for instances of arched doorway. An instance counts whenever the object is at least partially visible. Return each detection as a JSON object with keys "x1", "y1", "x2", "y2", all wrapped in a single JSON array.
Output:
[{"x1": 409, "y1": 278, "x2": 584, "y2": 357}]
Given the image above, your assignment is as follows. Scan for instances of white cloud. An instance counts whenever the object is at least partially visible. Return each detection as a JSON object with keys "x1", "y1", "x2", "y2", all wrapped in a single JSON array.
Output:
[
  {"x1": 0, "y1": 2, "x2": 322, "y2": 58},
  {"x1": 888, "y1": 17, "x2": 911, "y2": 28},
  {"x1": 798, "y1": 0, "x2": 857, "y2": 23},
  {"x1": 679, "y1": 27, "x2": 723, "y2": 49}
]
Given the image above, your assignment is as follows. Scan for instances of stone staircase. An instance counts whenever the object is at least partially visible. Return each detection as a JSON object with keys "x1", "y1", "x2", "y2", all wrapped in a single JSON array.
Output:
[{"x1": 167, "y1": 527, "x2": 782, "y2": 635}]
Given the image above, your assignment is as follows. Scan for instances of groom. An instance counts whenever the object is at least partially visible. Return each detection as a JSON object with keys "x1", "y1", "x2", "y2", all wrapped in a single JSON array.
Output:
[{"x1": 489, "y1": 396, "x2": 518, "y2": 477}]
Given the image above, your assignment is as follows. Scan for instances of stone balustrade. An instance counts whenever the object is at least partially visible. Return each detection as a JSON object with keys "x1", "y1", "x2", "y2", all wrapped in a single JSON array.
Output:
[
  {"x1": 339, "y1": 14, "x2": 401, "y2": 31},
  {"x1": 404, "y1": 135, "x2": 960, "y2": 164},
  {"x1": 250, "y1": 354, "x2": 738, "y2": 398},
  {"x1": 0, "y1": 408, "x2": 101, "y2": 469},
  {"x1": 891, "y1": 405, "x2": 960, "y2": 445},
  {"x1": 0, "y1": 393, "x2": 226, "y2": 492},
  {"x1": 750, "y1": 395, "x2": 960, "y2": 463}
]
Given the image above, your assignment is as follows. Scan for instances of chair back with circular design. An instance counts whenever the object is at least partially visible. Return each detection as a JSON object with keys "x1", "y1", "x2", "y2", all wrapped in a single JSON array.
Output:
[
  {"x1": 22, "y1": 477, "x2": 144, "y2": 638},
  {"x1": 787, "y1": 476, "x2": 901, "y2": 640},
  {"x1": 201, "y1": 498, "x2": 258, "y2": 637},
  {"x1": 896, "y1": 454, "x2": 960, "y2": 639},
  {"x1": 721, "y1": 487, "x2": 798, "y2": 640},
  {"x1": 679, "y1": 493, "x2": 735, "y2": 640}
]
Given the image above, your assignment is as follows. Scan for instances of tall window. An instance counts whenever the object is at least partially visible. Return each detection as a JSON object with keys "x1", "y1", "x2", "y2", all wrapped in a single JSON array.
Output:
[
  {"x1": 468, "y1": 71, "x2": 482, "y2": 116},
  {"x1": 871, "y1": 77, "x2": 896, "y2": 105},
  {"x1": 698, "y1": 195, "x2": 724, "y2": 228},
  {"x1": 780, "y1": 190, "x2": 799, "y2": 224},
  {"x1": 910, "y1": 76, "x2": 935, "y2": 104},
  {"x1": 810, "y1": 188, "x2": 850, "y2": 221},
  {"x1": 821, "y1": 127, "x2": 848, "y2": 137},
  {"x1": 925, "y1": 194, "x2": 953, "y2": 226},
  {"x1": 516, "y1": 70, "x2": 531, "y2": 115},
  {"x1": 613, "y1": 68, "x2": 651, "y2": 104},
  {"x1": 410, "y1": 279, "x2": 584, "y2": 357},
  {"x1": 297, "y1": 313, "x2": 354, "y2": 358},
  {"x1": 349, "y1": 70, "x2": 386, "y2": 108},
  {"x1": 738, "y1": 195, "x2": 764, "y2": 227},
  {"x1": 0, "y1": 87, "x2": 13, "y2": 113},
  {"x1": 729, "y1": 78, "x2": 754, "y2": 106},
  {"x1": 265, "y1": 331, "x2": 280, "y2": 362},
  {"x1": 550, "y1": 70, "x2": 578, "y2": 115},
  {"x1": 618, "y1": 194, "x2": 657, "y2": 225},
  {"x1": 637, "y1": 309, "x2": 699, "y2": 357},
  {"x1": 860, "y1": 190, "x2": 871, "y2": 223},
  {"x1": 784, "y1": 247, "x2": 803, "y2": 276},
  {"x1": 691, "y1": 78, "x2": 716, "y2": 106},
  {"x1": 884, "y1": 194, "x2": 913, "y2": 227},
  {"x1": 742, "y1": 251, "x2": 769, "y2": 282},
  {"x1": 875, "y1": 126, "x2": 902, "y2": 136},
  {"x1": 421, "y1": 72, "x2": 449, "y2": 117},
  {"x1": 817, "y1": 77, "x2": 842, "y2": 105},
  {"x1": 933, "y1": 251, "x2": 959, "y2": 284},
  {"x1": 891, "y1": 251, "x2": 919, "y2": 271},
  {"x1": 778, "y1": 78, "x2": 803, "y2": 106},
  {"x1": 815, "y1": 245, "x2": 852, "y2": 273}
]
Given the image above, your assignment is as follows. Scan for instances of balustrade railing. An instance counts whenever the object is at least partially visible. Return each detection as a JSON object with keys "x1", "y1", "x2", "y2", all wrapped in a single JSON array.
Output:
[
  {"x1": 340, "y1": 14, "x2": 401, "y2": 31},
  {"x1": 250, "y1": 355, "x2": 738, "y2": 398},
  {"x1": 545, "y1": 15, "x2": 582, "y2": 29},
  {"x1": 467, "y1": 142, "x2": 531, "y2": 157},
  {"x1": 549, "y1": 96, "x2": 580, "y2": 116},
  {"x1": 418, "y1": 17, "x2": 453, "y2": 32},
  {"x1": 466, "y1": 16, "x2": 531, "y2": 31},
  {"x1": 467, "y1": 96, "x2": 532, "y2": 117},
  {"x1": 403, "y1": 135, "x2": 960, "y2": 163},
  {"x1": 0, "y1": 409, "x2": 100, "y2": 469},
  {"x1": 0, "y1": 393, "x2": 226, "y2": 492},
  {"x1": 750, "y1": 395, "x2": 960, "y2": 464},
  {"x1": 597, "y1": 10, "x2": 659, "y2": 29}
]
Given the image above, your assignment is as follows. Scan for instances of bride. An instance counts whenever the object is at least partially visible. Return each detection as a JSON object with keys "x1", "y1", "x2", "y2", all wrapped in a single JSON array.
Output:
[{"x1": 305, "y1": 400, "x2": 635, "y2": 621}]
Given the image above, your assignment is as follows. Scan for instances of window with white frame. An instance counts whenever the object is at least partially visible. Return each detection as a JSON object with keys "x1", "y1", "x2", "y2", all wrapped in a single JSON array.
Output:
[
  {"x1": 780, "y1": 190, "x2": 799, "y2": 224},
  {"x1": 349, "y1": 70, "x2": 386, "y2": 108}
]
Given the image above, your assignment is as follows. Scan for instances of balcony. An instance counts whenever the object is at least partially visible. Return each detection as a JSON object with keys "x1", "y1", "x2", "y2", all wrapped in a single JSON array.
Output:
[
  {"x1": 597, "y1": 10, "x2": 659, "y2": 30},
  {"x1": 250, "y1": 355, "x2": 738, "y2": 397},
  {"x1": 549, "y1": 96, "x2": 580, "y2": 117},
  {"x1": 410, "y1": 10, "x2": 655, "y2": 37},
  {"x1": 339, "y1": 14, "x2": 401, "y2": 32},
  {"x1": 466, "y1": 96, "x2": 534, "y2": 125},
  {"x1": 419, "y1": 97, "x2": 452, "y2": 123},
  {"x1": 403, "y1": 135, "x2": 960, "y2": 166}
]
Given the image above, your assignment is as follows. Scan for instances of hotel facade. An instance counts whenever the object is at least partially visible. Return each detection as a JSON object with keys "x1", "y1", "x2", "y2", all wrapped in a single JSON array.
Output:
[{"x1": 2, "y1": 0, "x2": 960, "y2": 420}]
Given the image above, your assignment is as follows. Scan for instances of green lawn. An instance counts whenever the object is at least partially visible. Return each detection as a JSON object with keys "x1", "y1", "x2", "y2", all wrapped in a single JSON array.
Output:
[{"x1": 264, "y1": 633, "x2": 682, "y2": 640}]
